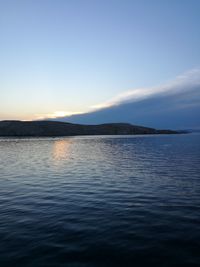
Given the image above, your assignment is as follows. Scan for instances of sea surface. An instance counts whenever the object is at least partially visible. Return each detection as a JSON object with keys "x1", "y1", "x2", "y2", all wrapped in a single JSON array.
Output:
[{"x1": 0, "y1": 134, "x2": 200, "y2": 266}]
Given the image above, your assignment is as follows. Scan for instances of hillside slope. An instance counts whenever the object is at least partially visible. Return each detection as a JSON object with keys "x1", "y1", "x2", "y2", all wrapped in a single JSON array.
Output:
[{"x1": 0, "y1": 121, "x2": 178, "y2": 137}]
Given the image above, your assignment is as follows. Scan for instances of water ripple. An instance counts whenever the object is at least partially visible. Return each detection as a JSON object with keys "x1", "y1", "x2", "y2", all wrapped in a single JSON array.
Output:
[{"x1": 0, "y1": 134, "x2": 200, "y2": 266}]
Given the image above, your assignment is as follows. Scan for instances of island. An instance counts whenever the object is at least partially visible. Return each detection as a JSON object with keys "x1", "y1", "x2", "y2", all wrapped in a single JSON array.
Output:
[{"x1": 0, "y1": 120, "x2": 182, "y2": 137}]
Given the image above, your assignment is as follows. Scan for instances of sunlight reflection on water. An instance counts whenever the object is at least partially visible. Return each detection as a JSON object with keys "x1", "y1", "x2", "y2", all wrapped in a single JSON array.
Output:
[{"x1": 53, "y1": 139, "x2": 73, "y2": 162}]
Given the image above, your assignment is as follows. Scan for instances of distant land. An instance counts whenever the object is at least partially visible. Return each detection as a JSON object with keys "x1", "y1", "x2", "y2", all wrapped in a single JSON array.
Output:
[{"x1": 0, "y1": 121, "x2": 181, "y2": 137}]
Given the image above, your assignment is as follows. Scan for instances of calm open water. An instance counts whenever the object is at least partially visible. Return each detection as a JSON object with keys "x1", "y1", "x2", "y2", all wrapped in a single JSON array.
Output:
[{"x1": 0, "y1": 134, "x2": 200, "y2": 266}]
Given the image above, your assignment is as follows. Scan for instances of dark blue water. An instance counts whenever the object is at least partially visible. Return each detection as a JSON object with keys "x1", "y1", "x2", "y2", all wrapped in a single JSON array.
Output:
[{"x1": 0, "y1": 134, "x2": 200, "y2": 266}]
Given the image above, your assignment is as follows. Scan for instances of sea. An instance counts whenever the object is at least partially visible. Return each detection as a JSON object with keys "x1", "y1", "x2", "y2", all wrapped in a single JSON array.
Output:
[{"x1": 0, "y1": 133, "x2": 200, "y2": 266}]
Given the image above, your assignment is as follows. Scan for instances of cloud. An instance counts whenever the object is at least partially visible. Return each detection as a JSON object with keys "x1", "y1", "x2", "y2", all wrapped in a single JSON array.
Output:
[
  {"x1": 90, "y1": 68, "x2": 200, "y2": 110},
  {"x1": 53, "y1": 68, "x2": 200, "y2": 129}
]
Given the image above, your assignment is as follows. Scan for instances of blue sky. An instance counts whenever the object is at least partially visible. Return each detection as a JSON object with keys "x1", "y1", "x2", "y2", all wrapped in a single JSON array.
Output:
[{"x1": 0, "y1": 0, "x2": 200, "y2": 120}]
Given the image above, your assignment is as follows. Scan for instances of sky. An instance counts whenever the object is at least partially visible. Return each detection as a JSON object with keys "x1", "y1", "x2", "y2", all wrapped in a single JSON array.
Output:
[{"x1": 0, "y1": 0, "x2": 200, "y2": 120}]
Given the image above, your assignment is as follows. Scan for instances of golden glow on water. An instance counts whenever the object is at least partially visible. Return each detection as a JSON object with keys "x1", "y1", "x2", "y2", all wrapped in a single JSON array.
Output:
[{"x1": 52, "y1": 139, "x2": 73, "y2": 162}]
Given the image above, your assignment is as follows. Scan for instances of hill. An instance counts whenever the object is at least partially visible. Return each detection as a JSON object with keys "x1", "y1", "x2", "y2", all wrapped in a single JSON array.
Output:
[{"x1": 0, "y1": 121, "x2": 179, "y2": 137}]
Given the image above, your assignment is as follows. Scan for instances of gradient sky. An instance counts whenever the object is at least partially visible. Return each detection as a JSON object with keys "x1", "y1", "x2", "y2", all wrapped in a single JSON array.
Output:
[{"x1": 0, "y1": 0, "x2": 200, "y2": 120}]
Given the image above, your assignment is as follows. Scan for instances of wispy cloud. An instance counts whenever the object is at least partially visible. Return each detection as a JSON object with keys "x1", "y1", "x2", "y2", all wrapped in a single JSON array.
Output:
[{"x1": 91, "y1": 68, "x2": 200, "y2": 110}]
